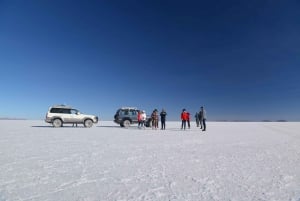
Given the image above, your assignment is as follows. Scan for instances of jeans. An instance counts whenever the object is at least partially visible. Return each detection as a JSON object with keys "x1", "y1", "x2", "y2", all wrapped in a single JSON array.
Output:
[
  {"x1": 181, "y1": 120, "x2": 186, "y2": 130},
  {"x1": 161, "y1": 120, "x2": 166, "y2": 130},
  {"x1": 138, "y1": 121, "x2": 144, "y2": 128},
  {"x1": 202, "y1": 119, "x2": 206, "y2": 131}
]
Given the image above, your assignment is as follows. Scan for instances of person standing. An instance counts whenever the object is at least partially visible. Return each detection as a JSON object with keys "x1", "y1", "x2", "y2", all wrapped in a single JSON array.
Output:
[
  {"x1": 181, "y1": 109, "x2": 188, "y2": 130},
  {"x1": 195, "y1": 112, "x2": 200, "y2": 127},
  {"x1": 187, "y1": 111, "x2": 191, "y2": 129},
  {"x1": 198, "y1": 110, "x2": 203, "y2": 129},
  {"x1": 140, "y1": 110, "x2": 146, "y2": 129},
  {"x1": 160, "y1": 109, "x2": 167, "y2": 130},
  {"x1": 200, "y1": 106, "x2": 207, "y2": 131},
  {"x1": 151, "y1": 109, "x2": 159, "y2": 129},
  {"x1": 137, "y1": 111, "x2": 142, "y2": 128}
]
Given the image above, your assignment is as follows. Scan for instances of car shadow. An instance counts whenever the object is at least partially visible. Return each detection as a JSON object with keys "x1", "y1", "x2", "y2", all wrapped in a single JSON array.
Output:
[
  {"x1": 96, "y1": 125, "x2": 120, "y2": 128},
  {"x1": 31, "y1": 126, "x2": 53, "y2": 128},
  {"x1": 31, "y1": 126, "x2": 86, "y2": 128}
]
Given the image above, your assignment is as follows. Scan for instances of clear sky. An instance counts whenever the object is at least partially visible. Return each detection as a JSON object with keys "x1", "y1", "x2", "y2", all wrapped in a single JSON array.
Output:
[{"x1": 0, "y1": 0, "x2": 299, "y2": 121}]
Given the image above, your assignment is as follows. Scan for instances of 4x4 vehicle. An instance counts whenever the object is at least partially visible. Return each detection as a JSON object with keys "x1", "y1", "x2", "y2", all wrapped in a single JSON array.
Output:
[
  {"x1": 45, "y1": 105, "x2": 98, "y2": 128},
  {"x1": 114, "y1": 107, "x2": 151, "y2": 128}
]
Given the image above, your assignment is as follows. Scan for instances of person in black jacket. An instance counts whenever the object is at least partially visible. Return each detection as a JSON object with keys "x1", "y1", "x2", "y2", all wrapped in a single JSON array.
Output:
[
  {"x1": 160, "y1": 109, "x2": 167, "y2": 130},
  {"x1": 198, "y1": 110, "x2": 203, "y2": 129},
  {"x1": 195, "y1": 112, "x2": 200, "y2": 127},
  {"x1": 199, "y1": 106, "x2": 207, "y2": 131}
]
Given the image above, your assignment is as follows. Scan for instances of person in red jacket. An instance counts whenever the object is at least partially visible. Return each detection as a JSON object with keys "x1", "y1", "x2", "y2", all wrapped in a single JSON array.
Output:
[
  {"x1": 137, "y1": 111, "x2": 142, "y2": 128},
  {"x1": 187, "y1": 111, "x2": 191, "y2": 129},
  {"x1": 181, "y1": 109, "x2": 188, "y2": 130}
]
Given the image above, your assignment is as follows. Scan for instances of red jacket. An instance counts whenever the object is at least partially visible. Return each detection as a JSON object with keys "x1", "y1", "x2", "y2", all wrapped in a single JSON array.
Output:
[
  {"x1": 137, "y1": 112, "x2": 142, "y2": 121},
  {"x1": 181, "y1": 112, "x2": 188, "y2": 121}
]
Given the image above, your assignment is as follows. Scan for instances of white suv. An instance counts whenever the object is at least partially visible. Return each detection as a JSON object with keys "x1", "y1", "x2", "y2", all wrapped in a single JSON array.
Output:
[{"x1": 45, "y1": 105, "x2": 98, "y2": 127}]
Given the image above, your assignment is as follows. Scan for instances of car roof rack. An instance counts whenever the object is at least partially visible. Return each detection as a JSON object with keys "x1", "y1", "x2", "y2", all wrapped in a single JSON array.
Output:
[
  {"x1": 120, "y1": 107, "x2": 137, "y2": 110},
  {"x1": 51, "y1": 104, "x2": 72, "y2": 109}
]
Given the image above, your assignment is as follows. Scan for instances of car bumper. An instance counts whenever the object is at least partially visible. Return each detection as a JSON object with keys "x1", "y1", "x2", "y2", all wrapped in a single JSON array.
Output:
[{"x1": 45, "y1": 118, "x2": 52, "y2": 123}]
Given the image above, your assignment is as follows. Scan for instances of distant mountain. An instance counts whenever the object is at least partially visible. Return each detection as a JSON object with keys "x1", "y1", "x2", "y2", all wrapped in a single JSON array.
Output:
[
  {"x1": 0, "y1": 117, "x2": 27, "y2": 120},
  {"x1": 213, "y1": 120, "x2": 289, "y2": 122}
]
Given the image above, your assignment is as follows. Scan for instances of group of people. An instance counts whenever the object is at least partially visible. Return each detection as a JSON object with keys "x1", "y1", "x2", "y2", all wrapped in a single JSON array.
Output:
[
  {"x1": 184, "y1": 106, "x2": 206, "y2": 131},
  {"x1": 194, "y1": 106, "x2": 207, "y2": 131},
  {"x1": 151, "y1": 109, "x2": 167, "y2": 130},
  {"x1": 137, "y1": 106, "x2": 207, "y2": 131},
  {"x1": 138, "y1": 109, "x2": 167, "y2": 130}
]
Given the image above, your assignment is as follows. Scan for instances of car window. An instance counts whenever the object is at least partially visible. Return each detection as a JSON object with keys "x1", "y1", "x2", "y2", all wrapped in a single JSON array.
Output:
[
  {"x1": 70, "y1": 109, "x2": 78, "y2": 114},
  {"x1": 50, "y1": 108, "x2": 60, "y2": 113},
  {"x1": 61, "y1": 109, "x2": 71, "y2": 114},
  {"x1": 50, "y1": 108, "x2": 71, "y2": 114}
]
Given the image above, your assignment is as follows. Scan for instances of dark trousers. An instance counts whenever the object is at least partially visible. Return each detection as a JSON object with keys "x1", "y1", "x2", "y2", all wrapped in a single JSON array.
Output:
[
  {"x1": 196, "y1": 119, "x2": 200, "y2": 127},
  {"x1": 202, "y1": 119, "x2": 206, "y2": 131},
  {"x1": 161, "y1": 120, "x2": 166, "y2": 130},
  {"x1": 181, "y1": 120, "x2": 186, "y2": 130}
]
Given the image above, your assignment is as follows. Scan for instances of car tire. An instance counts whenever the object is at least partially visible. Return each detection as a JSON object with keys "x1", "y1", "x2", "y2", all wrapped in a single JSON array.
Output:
[
  {"x1": 123, "y1": 119, "x2": 131, "y2": 128},
  {"x1": 84, "y1": 119, "x2": 93, "y2": 128},
  {"x1": 53, "y1": 119, "x2": 62, "y2": 128}
]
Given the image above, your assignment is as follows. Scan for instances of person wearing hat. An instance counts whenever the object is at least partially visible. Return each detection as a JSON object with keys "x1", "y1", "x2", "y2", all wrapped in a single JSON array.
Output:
[
  {"x1": 181, "y1": 109, "x2": 188, "y2": 130},
  {"x1": 187, "y1": 111, "x2": 191, "y2": 129}
]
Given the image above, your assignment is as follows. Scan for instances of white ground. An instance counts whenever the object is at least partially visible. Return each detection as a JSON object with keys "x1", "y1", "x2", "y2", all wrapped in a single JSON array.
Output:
[{"x1": 0, "y1": 120, "x2": 300, "y2": 201}]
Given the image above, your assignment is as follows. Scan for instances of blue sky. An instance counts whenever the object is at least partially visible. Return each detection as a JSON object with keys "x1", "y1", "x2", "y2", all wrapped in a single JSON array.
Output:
[{"x1": 0, "y1": 0, "x2": 299, "y2": 121}]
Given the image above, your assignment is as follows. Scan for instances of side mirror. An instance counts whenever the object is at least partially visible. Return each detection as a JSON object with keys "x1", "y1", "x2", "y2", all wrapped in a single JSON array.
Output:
[{"x1": 76, "y1": 112, "x2": 81, "y2": 115}]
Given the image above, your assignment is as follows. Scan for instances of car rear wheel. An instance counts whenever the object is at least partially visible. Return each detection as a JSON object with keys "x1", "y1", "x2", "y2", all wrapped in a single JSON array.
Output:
[
  {"x1": 122, "y1": 119, "x2": 131, "y2": 128},
  {"x1": 84, "y1": 119, "x2": 93, "y2": 128},
  {"x1": 53, "y1": 119, "x2": 62, "y2": 127}
]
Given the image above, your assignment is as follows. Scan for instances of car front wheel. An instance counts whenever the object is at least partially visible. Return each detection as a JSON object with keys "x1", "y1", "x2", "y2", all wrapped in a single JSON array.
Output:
[
  {"x1": 84, "y1": 119, "x2": 93, "y2": 128},
  {"x1": 122, "y1": 119, "x2": 131, "y2": 128}
]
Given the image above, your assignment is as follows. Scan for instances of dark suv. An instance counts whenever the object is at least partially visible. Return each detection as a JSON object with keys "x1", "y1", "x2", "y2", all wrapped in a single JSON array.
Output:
[{"x1": 114, "y1": 107, "x2": 151, "y2": 128}]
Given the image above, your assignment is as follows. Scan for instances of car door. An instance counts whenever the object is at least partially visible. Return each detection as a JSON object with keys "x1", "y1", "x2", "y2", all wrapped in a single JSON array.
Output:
[
  {"x1": 130, "y1": 109, "x2": 138, "y2": 123},
  {"x1": 70, "y1": 109, "x2": 81, "y2": 123},
  {"x1": 61, "y1": 108, "x2": 73, "y2": 123}
]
